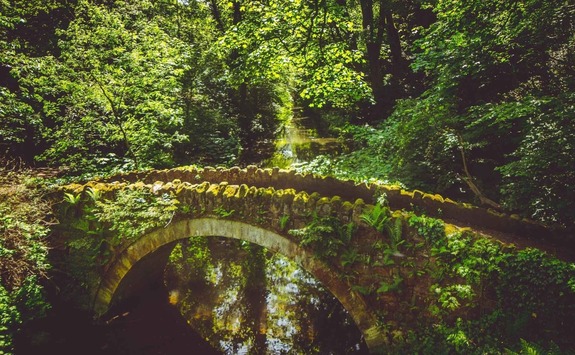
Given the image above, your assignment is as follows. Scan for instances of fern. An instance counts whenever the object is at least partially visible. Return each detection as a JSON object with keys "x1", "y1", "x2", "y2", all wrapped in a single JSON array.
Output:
[{"x1": 360, "y1": 204, "x2": 391, "y2": 233}]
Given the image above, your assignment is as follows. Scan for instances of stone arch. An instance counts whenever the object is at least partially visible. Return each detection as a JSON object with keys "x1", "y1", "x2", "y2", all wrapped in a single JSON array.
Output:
[{"x1": 94, "y1": 218, "x2": 386, "y2": 351}]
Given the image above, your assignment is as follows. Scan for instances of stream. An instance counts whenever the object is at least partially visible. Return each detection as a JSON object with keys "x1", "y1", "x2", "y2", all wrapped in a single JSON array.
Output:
[
  {"x1": 265, "y1": 114, "x2": 344, "y2": 169},
  {"x1": 15, "y1": 114, "x2": 361, "y2": 354},
  {"x1": 163, "y1": 237, "x2": 368, "y2": 354}
]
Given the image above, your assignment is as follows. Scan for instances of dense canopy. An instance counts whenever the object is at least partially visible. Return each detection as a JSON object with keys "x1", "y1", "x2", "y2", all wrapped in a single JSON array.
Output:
[{"x1": 1, "y1": 0, "x2": 574, "y2": 353}]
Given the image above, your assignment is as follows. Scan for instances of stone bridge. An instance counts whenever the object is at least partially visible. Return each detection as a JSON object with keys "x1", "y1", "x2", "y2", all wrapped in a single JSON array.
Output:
[{"x1": 55, "y1": 165, "x2": 564, "y2": 353}]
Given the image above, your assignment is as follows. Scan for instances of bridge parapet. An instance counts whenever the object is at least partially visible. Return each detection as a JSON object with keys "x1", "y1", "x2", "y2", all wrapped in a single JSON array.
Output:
[
  {"x1": 62, "y1": 178, "x2": 367, "y2": 236},
  {"x1": 94, "y1": 165, "x2": 551, "y2": 240}
]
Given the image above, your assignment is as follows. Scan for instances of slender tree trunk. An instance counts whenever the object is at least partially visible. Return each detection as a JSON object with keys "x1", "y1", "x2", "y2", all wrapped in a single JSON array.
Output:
[
  {"x1": 357, "y1": 0, "x2": 412, "y2": 121},
  {"x1": 228, "y1": 1, "x2": 256, "y2": 162},
  {"x1": 359, "y1": 0, "x2": 394, "y2": 121},
  {"x1": 208, "y1": 0, "x2": 225, "y2": 32},
  {"x1": 383, "y1": 6, "x2": 407, "y2": 95}
]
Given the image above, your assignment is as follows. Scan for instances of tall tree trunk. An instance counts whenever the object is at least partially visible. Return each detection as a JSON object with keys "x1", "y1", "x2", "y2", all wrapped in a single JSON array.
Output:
[
  {"x1": 383, "y1": 5, "x2": 407, "y2": 97},
  {"x1": 357, "y1": 0, "x2": 412, "y2": 121},
  {"x1": 360, "y1": 0, "x2": 381, "y2": 120},
  {"x1": 228, "y1": 1, "x2": 256, "y2": 162},
  {"x1": 208, "y1": 0, "x2": 225, "y2": 32}
]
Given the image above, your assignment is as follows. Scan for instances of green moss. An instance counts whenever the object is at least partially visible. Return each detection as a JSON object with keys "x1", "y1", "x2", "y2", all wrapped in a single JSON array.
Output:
[
  {"x1": 342, "y1": 201, "x2": 354, "y2": 211},
  {"x1": 206, "y1": 184, "x2": 220, "y2": 197},
  {"x1": 400, "y1": 190, "x2": 414, "y2": 198},
  {"x1": 194, "y1": 181, "x2": 210, "y2": 194},
  {"x1": 487, "y1": 208, "x2": 506, "y2": 217},
  {"x1": 412, "y1": 190, "x2": 424, "y2": 199},
  {"x1": 236, "y1": 184, "x2": 249, "y2": 198},
  {"x1": 433, "y1": 194, "x2": 445, "y2": 203},
  {"x1": 317, "y1": 197, "x2": 330, "y2": 205},
  {"x1": 263, "y1": 187, "x2": 275, "y2": 198},
  {"x1": 247, "y1": 186, "x2": 258, "y2": 197},
  {"x1": 294, "y1": 192, "x2": 309, "y2": 204},
  {"x1": 330, "y1": 196, "x2": 342, "y2": 204},
  {"x1": 223, "y1": 185, "x2": 237, "y2": 198}
]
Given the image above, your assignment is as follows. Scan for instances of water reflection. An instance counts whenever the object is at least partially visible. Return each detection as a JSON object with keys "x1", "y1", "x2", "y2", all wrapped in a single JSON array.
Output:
[
  {"x1": 266, "y1": 116, "x2": 345, "y2": 169},
  {"x1": 164, "y1": 237, "x2": 368, "y2": 354}
]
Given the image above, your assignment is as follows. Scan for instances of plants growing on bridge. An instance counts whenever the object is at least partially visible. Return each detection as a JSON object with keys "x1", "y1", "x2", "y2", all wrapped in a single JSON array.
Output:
[
  {"x1": 387, "y1": 212, "x2": 575, "y2": 354},
  {"x1": 288, "y1": 213, "x2": 355, "y2": 262},
  {"x1": 362, "y1": 204, "x2": 406, "y2": 258},
  {"x1": 94, "y1": 189, "x2": 179, "y2": 243},
  {"x1": 213, "y1": 207, "x2": 235, "y2": 218},
  {"x1": 278, "y1": 215, "x2": 290, "y2": 232},
  {"x1": 61, "y1": 186, "x2": 181, "y2": 280}
]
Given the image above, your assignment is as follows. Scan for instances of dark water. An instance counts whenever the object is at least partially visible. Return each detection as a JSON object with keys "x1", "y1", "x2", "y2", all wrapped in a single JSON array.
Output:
[
  {"x1": 15, "y1": 238, "x2": 367, "y2": 354},
  {"x1": 164, "y1": 237, "x2": 368, "y2": 354},
  {"x1": 14, "y1": 284, "x2": 221, "y2": 355}
]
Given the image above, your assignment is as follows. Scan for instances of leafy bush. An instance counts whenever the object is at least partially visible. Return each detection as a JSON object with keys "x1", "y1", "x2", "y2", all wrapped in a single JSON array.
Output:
[
  {"x1": 400, "y1": 212, "x2": 575, "y2": 353},
  {"x1": 288, "y1": 214, "x2": 355, "y2": 261},
  {"x1": 497, "y1": 94, "x2": 575, "y2": 229},
  {"x1": 0, "y1": 169, "x2": 51, "y2": 353},
  {"x1": 292, "y1": 124, "x2": 396, "y2": 184}
]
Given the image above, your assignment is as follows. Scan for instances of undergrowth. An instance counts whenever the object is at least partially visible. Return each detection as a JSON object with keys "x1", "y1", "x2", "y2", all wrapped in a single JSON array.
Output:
[{"x1": 0, "y1": 168, "x2": 52, "y2": 354}]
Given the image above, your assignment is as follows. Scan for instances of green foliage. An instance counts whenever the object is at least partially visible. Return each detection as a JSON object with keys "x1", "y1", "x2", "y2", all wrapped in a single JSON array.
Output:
[
  {"x1": 298, "y1": 43, "x2": 372, "y2": 109},
  {"x1": 216, "y1": 0, "x2": 372, "y2": 110},
  {"x1": 377, "y1": 275, "x2": 404, "y2": 294},
  {"x1": 497, "y1": 94, "x2": 575, "y2": 229},
  {"x1": 374, "y1": 0, "x2": 575, "y2": 230},
  {"x1": 289, "y1": 214, "x2": 355, "y2": 261},
  {"x1": 1, "y1": 0, "x2": 191, "y2": 172},
  {"x1": 362, "y1": 203, "x2": 406, "y2": 268},
  {"x1": 213, "y1": 207, "x2": 235, "y2": 218},
  {"x1": 361, "y1": 203, "x2": 391, "y2": 235},
  {"x1": 429, "y1": 284, "x2": 474, "y2": 315},
  {"x1": 57, "y1": 184, "x2": 181, "y2": 310},
  {"x1": 59, "y1": 185, "x2": 180, "y2": 288},
  {"x1": 340, "y1": 248, "x2": 360, "y2": 268},
  {"x1": 396, "y1": 216, "x2": 575, "y2": 353},
  {"x1": 0, "y1": 284, "x2": 19, "y2": 354},
  {"x1": 505, "y1": 339, "x2": 562, "y2": 355},
  {"x1": 278, "y1": 214, "x2": 290, "y2": 231},
  {"x1": 46, "y1": 1, "x2": 188, "y2": 171},
  {"x1": 408, "y1": 214, "x2": 445, "y2": 245},
  {"x1": 94, "y1": 189, "x2": 179, "y2": 244},
  {"x1": 63, "y1": 191, "x2": 81, "y2": 205},
  {"x1": 493, "y1": 249, "x2": 575, "y2": 348},
  {"x1": 293, "y1": 124, "x2": 396, "y2": 183},
  {"x1": 0, "y1": 170, "x2": 51, "y2": 354}
]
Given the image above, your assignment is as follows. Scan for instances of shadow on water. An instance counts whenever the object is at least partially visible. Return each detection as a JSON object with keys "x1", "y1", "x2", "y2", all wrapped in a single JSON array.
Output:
[
  {"x1": 15, "y1": 238, "x2": 367, "y2": 354},
  {"x1": 100, "y1": 282, "x2": 223, "y2": 355},
  {"x1": 15, "y1": 282, "x2": 222, "y2": 355},
  {"x1": 164, "y1": 237, "x2": 369, "y2": 354}
]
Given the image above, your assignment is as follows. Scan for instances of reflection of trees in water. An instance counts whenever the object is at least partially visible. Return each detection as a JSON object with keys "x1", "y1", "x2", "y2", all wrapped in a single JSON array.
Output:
[{"x1": 164, "y1": 237, "x2": 367, "y2": 354}]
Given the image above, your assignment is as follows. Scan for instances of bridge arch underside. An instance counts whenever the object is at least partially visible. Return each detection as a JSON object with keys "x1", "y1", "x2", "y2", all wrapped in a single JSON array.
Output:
[{"x1": 95, "y1": 218, "x2": 385, "y2": 351}]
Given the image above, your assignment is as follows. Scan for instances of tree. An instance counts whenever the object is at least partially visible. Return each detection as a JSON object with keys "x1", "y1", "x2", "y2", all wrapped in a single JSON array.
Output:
[
  {"x1": 382, "y1": 0, "x2": 575, "y2": 227},
  {"x1": 0, "y1": 0, "x2": 73, "y2": 163},
  {"x1": 19, "y1": 1, "x2": 189, "y2": 172}
]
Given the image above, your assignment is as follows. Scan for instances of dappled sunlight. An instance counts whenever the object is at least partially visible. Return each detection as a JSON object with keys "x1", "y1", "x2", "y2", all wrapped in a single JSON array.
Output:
[{"x1": 165, "y1": 237, "x2": 367, "y2": 354}]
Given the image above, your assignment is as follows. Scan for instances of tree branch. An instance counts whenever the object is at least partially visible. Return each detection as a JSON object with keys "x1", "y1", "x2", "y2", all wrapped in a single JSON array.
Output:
[
  {"x1": 89, "y1": 71, "x2": 139, "y2": 169},
  {"x1": 456, "y1": 132, "x2": 501, "y2": 209}
]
